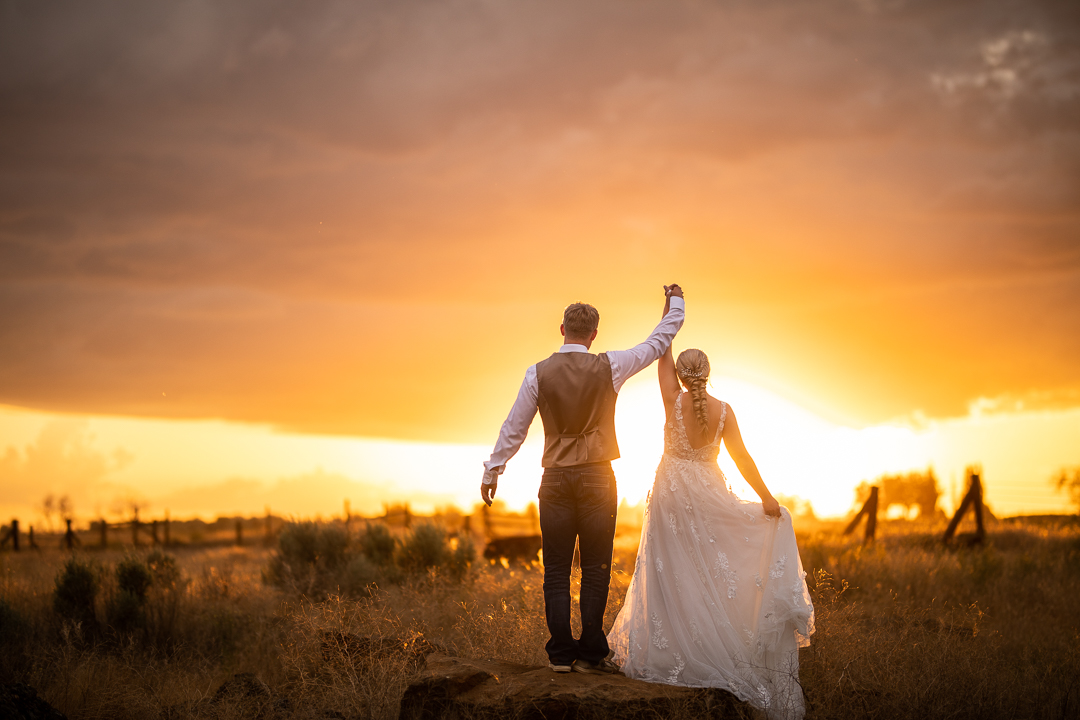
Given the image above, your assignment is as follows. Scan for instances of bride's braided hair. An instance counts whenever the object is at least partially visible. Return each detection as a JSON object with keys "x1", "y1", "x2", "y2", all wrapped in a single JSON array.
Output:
[{"x1": 676, "y1": 349, "x2": 711, "y2": 438}]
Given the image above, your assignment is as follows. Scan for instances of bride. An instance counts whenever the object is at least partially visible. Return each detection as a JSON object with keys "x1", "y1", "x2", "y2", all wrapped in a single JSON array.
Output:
[{"x1": 607, "y1": 299, "x2": 815, "y2": 719}]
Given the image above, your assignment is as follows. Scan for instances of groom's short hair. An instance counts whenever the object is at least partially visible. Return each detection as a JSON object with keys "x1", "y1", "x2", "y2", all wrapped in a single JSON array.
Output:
[{"x1": 563, "y1": 303, "x2": 600, "y2": 337}]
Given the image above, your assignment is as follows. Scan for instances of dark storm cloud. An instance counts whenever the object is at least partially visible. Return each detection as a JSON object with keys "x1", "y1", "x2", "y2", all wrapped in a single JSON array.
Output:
[{"x1": 1, "y1": 0, "x2": 1078, "y2": 439}]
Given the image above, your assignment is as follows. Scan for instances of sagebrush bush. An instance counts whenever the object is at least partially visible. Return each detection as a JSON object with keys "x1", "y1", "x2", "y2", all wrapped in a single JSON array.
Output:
[
  {"x1": 447, "y1": 535, "x2": 475, "y2": 582},
  {"x1": 106, "y1": 589, "x2": 145, "y2": 634},
  {"x1": 53, "y1": 556, "x2": 99, "y2": 630},
  {"x1": 0, "y1": 597, "x2": 28, "y2": 644},
  {"x1": 116, "y1": 556, "x2": 152, "y2": 599},
  {"x1": 359, "y1": 522, "x2": 396, "y2": 566},
  {"x1": 266, "y1": 521, "x2": 351, "y2": 595},
  {"x1": 143, "y1": 550, "x2": 184, "y2": 646},
  {"x1": 341, "y1": 555, "x2": 382, "y2": 595},
  {"x1": 397, "y1": 522, "x2": 448, "y2": 572},
  {"x1": 0, "y1": 597, "x2": 31, "y2": 682},
  {"x1": 146, "y1": 550, "x2": 180, "y2": 587},
  {"x1": 103, "y1": 553, "x2": 187, "y2": 639},
  {"x1": 280, "y1": 521, "x2": 349, "y2": 571},
  {"x1": 267, "y1": 520, "x2": 468, "y2": 597}
]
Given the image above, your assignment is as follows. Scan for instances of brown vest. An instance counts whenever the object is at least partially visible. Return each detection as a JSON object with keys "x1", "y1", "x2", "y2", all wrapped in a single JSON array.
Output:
[{"x1": 535, "y1": 352, "x2": 620, "y2": 468}]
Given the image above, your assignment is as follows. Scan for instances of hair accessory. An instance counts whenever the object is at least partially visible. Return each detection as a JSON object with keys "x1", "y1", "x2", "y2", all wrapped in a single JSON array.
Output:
[{"x1": 678, "y1": 367, "x2": 705, "y2": 378}]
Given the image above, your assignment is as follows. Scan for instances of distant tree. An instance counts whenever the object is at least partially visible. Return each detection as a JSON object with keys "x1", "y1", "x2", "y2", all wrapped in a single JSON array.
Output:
[
  {"x1": 856, "y1": 467, "x2": 941, "y2": 519},
  {"x1": 41, "y1": 494, "x2": 57, "y2": 533},
  {"x1": 41, "y1": 493, "x2": 75, "y2": 532},
  {"x1": 775, "y1": 494, "x2": 816, "y2": 520},
  {"x1": 58, "y1": 494, "x2": 72, "y2": 521},
  {"x1": 1053, "y1": 467, "x2": 1080, "y2": 514}
]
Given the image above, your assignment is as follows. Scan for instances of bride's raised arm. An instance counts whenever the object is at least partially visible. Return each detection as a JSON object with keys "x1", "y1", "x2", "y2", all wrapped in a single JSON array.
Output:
[
  {"x1": 658, "y1": 288, "x2": 681, "y2": 417},
  {"x1": 722, "y1": 407, "x2": 781, "y2": 518}
]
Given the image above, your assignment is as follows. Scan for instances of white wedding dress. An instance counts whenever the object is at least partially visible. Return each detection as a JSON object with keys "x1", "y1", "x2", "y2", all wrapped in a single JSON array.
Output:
[{"x1": 608, "y1": 395, "x2": 814, "y2": 719}]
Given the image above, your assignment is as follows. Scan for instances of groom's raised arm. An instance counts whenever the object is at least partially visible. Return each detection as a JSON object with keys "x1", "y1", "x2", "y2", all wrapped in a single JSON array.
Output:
[{"x1": 607, "y1": 293, "x2": 685, "y2": 393}]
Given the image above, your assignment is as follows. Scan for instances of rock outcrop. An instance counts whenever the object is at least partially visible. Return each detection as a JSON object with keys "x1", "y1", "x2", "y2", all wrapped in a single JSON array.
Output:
[
  {"x1": 399, "y1": 654, "x2": 753, "y2": 720},
  {"x1": 212, "y1": 672, "x2": 276, "y2": 704},
  {"x1": 0, "y1": 683, "x2": 68, "y2": 720}
]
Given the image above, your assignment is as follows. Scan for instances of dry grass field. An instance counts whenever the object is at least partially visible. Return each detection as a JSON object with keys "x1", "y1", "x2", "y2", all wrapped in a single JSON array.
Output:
[{"x1": 1, "y1": 515, "x2": 1078, "y2": 719}]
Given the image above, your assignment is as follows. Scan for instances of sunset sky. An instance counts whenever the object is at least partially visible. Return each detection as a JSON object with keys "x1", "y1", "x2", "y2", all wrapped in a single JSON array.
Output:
[{"x1": 2, "y1": 0, "x2": 1078, "y2": 523}]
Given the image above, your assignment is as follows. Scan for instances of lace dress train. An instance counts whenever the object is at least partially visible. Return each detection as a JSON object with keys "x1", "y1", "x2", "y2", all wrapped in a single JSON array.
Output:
[{"x1": 608, "y1": 395, "x2": 814, "y2": 719}]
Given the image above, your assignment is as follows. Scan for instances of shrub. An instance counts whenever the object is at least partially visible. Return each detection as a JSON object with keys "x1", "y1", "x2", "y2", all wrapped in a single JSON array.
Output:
[
  {"x1": 279, "y1": 521, "x2": 349, "y2": 572},
  {"x1": 267, "y1": 521, "x2": 352, "y2": 595},
  {"x1": 359, "y1": 522, "x2": 397, "y2": 566},
  {"x1": 106, "y1": 556, "x2": 154, "y2": 634},
  {"x1": 53, "y1": 557, "x2": 99, "y2": 629},
  {"x1": 0, "y1": 597, "x2": 28, "y2": 647},
  {"x1": 397, "y1": 522, "x2": 448, "y2": 572},
  {"x1": 116, "y1": 556, "x2": 152, "y2": 600},
  {"x1": 0, "y1": 597, "x2": 31, "y2": 681},
  {"x1": 341, "y1": 555, "x2": 382, "y2": 596},
  {"x1": 144, "y1": 551, "x2": 184, "y2": 646},
  {"x1": 447, "y1": 535, "x2": 476, "y2": 582},
  {"x1": 146, "y1": 550, "x2": 181, "y2": 587},
  {"x1": 106, "y1": 589, "x2": 145, "y2": 634}
]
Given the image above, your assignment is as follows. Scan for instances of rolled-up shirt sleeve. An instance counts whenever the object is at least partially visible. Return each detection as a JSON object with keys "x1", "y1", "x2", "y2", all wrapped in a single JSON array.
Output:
[
  {"x1": 483, "y1": 365, "x2": 539, "y2": 477},
  {"x1": 607, "y1": 296, "x2": 685, "y2": 392}
]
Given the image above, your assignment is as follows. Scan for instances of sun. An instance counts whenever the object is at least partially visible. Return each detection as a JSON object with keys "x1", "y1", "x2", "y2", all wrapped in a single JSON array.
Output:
[{"x1": 611, "y1": 374, "x2": 925, "y2": 518}]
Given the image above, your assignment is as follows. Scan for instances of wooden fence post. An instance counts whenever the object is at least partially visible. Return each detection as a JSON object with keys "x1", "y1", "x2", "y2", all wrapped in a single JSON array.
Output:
[
  {"x1": 265, "y1": 507, "x2": 272, "y2": 545},
  {"x1": 843, "y1": 486, "x2": 878, "y2": 543},
  {"x1": 164, "y1": 512, "x2": 170, "y2": 547},
  {"x1": 11, "y1": 519, "x2": 20, "y2": 551},
  {"x1": 865, "y1": 487, "x2": 878, "y2": 541},
  {"x1": 99, "y1": 518, "x2": 108, "y2": 548},
  {"x1": 943, "y1": 472, "x2": 986, "y2": 544},
  {"x1": 132, "y1": 509, "x2": 140, "y2": 547},
  {"x1": 151, "y1": 520, "x2": 159, "y2": 545},
  {"x1": 64, "y1": 518, "x2": 77, "y2": 550},
  {"x1": 28, "y1": 525, "x2": 38, "y2": 550},
  {"x1": 404, "y1": 504, "x2": 412, "y2": 529}
]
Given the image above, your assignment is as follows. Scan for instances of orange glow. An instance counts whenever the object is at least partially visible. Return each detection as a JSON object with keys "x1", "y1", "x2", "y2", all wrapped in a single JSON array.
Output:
[
  {"x1": 2, "y1": 390, "x2": 1075, "y2": 524},
  {"x1": 1, "y1": 3, "x2": 1077, "y2": 521}
]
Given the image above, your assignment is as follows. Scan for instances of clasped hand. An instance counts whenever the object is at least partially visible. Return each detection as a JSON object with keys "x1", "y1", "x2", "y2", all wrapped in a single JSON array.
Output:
[{"x1": 664, "y1": 284, "x2": 683, "y2": 299}]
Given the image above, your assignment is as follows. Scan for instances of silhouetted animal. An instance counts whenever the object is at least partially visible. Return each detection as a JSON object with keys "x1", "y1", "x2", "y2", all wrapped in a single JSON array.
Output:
[{"x1": 483, "y1": 534, "x2": 543, "y2": 563}]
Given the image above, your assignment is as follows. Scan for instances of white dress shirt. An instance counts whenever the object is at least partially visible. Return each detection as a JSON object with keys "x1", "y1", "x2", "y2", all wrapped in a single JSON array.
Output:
[{"x1": 483, "y1": 297, "x2": 685, "y2": 480}]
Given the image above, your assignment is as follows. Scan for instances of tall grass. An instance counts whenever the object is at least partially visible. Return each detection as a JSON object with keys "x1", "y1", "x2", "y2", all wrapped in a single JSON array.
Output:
[
  {"x1": 0, "y1": 517, "x2": 1076, "y2": 719},
  {"x1": 797, "y1": 521, "x2": 1080, "y2": 719}
]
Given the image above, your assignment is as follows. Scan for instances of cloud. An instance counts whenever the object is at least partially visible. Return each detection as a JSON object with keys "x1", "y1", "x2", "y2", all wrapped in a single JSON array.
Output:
[
  {"x1": 0, "y1": 0, "x2": 1078, "y2": 439},
  {"x1": 0, "y1": 420, "x2": 132, "y2": 507}
]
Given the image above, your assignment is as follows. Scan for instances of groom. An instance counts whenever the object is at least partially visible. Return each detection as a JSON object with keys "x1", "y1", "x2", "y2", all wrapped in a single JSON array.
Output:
[{"x1": 481, "y1": 285, "x2": 685, "y2": 674}]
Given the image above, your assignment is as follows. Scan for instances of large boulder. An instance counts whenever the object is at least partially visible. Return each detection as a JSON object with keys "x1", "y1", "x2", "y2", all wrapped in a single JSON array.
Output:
[{"x1": 399, "y1": 654, "x2": 753, "y2": 720}]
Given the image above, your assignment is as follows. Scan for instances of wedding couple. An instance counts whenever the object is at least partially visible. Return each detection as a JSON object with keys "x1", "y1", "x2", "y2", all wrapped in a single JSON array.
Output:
[{"x1": 481, "y1": 285, "x2": 815, "y2": 719}]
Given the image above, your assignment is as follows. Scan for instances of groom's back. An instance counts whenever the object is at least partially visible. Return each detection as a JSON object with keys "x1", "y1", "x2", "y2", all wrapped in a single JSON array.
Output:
[{"x1": 536, "y1": 353, "x2": 620, "y2": 468}]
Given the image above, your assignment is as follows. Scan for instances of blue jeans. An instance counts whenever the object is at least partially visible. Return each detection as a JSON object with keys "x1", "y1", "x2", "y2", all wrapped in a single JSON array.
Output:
[{"x1": 538, "y1": 463, "x2": 618, "y2": 665}]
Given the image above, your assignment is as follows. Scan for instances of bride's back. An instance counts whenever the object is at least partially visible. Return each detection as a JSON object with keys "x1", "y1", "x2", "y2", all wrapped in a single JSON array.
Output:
[{"x1": 674, "y1": 391, "x2": 724, "y2": 450}]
